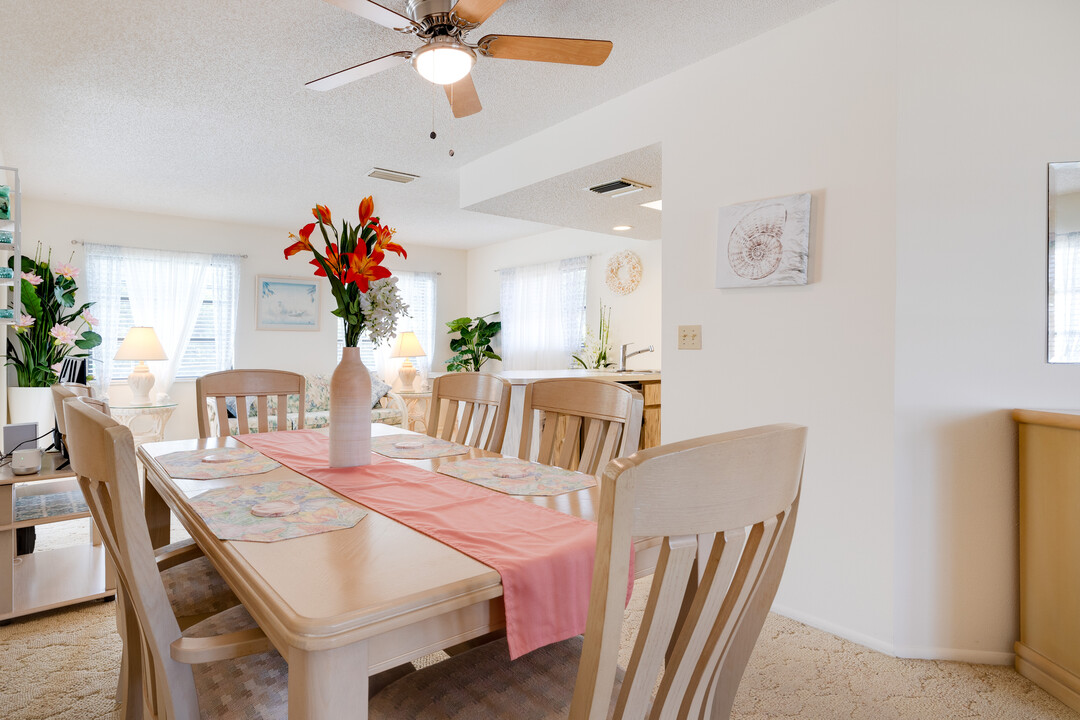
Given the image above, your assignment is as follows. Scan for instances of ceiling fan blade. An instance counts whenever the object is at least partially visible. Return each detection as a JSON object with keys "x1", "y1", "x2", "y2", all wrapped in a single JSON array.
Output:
[
  {"x1": 477, "y1": 35, "x2": 612, "y2": 66},
  {"x1": 306, "y1": 52, "x2": 412, "y2": 91},
  {"x1": 450, "y1": 0, "x2": 508, "y2": 26},
  {"x1": 444, "y1": 74, "x2": 482, "y2": 118},
  {"x1": 322, "y1": 0, "x2": 414, "y2": 31}
]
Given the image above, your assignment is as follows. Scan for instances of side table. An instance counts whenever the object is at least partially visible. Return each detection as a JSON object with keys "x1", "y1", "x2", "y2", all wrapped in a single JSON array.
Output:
[
  {"x1": 1, "y1": 452, "x2": 115, "y2": 621},
  {"x1": 110, "y1": 401, "x2": 178, "y2": 446},
  {"x1": 396, "y1": 390, "x2": 432, "y2": 433}
]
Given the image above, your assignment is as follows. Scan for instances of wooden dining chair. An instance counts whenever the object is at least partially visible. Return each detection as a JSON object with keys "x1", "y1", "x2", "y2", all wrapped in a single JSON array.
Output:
[
  {"x1": 427, "y1": 372, "x2": 512, "y2": 452},
  {"x1": 518, "y1": 378, "x2": 644, "y2": 475},
  {"x1": 64, "y1": 395, "x2": 286, "y2": 720},
  {"x1": 370, "y1": 423, "x2": 808, "y2": 720},
  {"x1": 195, "y1": 369, "x2": 305, "y2": 438},
  {"x1": 51, "y1": 382, "x2": 94, "y2": 458}
]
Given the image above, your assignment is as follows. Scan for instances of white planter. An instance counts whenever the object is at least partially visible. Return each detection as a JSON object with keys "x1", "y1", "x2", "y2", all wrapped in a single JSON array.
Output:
[{"x1": 8, "y1": 387, "x2": 56, "y2": 448}]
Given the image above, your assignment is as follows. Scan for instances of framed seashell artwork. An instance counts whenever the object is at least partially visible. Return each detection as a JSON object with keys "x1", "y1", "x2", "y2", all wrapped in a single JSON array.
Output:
[{"x1": 715, "y1": 192, "x2": 811, "y2": 288}]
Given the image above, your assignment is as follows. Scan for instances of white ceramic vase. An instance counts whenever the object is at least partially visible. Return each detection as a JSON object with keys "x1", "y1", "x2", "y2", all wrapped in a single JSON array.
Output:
[
  {"x1": 329, "y1": 347, "x2": 372, "y2": 467},
  {"x1": 8, "y1": 386, "x2": 56, "y2": 448}
]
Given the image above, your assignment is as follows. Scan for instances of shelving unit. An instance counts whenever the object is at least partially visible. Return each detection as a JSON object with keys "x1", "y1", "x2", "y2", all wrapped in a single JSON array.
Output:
[
  {"x1": 1, "y1": 165, "x2": 22, "y2": 327},
  {"x1": 0, "y1": 452, "x2": 115, "y2": 621},
  {"x1": 1, "y1": 166, "x2": 21, "y2": 425}
]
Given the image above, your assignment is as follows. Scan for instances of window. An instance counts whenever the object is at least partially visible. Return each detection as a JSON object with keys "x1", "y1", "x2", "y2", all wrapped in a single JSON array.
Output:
[
  {"x1": 499, "y1": 256, "x2": 588, "y2": 370},
  {"x1": 337, "y1": 271, "x2": 438, "y2": 378},
  {"x1": 84, "y1": 244, "x2": 240, "y2": 388}
]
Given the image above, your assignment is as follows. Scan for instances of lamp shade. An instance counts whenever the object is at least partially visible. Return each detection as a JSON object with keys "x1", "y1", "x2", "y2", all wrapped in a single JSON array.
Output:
[
  {"x1": 114, "y1": 327, "x2": 168, "y2": 361},
  {"x1": 391, "y1": 331, "x2": 426, "y2": 359}
]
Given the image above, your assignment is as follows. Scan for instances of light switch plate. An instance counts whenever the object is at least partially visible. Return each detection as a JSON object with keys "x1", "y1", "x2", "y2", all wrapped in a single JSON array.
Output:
[{"x1": 678, "y1": 325, "x2": 702, "y2": 350}]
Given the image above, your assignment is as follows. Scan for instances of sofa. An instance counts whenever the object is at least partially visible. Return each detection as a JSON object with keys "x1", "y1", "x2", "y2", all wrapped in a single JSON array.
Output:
[{"x1": 206, "y1": 373, "x2": 408, "y2": 435}]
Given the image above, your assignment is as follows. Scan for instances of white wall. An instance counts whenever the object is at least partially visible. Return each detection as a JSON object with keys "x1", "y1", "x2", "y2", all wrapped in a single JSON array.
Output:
[
  {"x1": 15, "y1": 197, "x2": 467, "y2": 440},
  {"x1": 463, "y1": 0, "x2": 900, "y2": 652},
  {"x1": 892, "y1": 0, "x2": 1080, "y2": 662},
  {"x1": 465, "y1": 228, "x2": 662, "y2": 372}
]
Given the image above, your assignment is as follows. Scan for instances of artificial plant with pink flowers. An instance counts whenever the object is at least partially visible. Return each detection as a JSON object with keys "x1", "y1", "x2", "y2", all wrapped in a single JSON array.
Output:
[{"x1": 6, "y1": 246, "x2": 101, "y2": 387}]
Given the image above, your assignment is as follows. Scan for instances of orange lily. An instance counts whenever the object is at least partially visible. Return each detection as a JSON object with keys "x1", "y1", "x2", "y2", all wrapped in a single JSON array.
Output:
[
  {"x1": 358, "y1": 196, "x2": 374, "y2": 227},
  {"x1": 312, "y1": 204, "x2": 332, "y2": 225},
  {"x1": 345, "y1": 246, "x2": 391, "y2": 293},
  {"x1": 311, "y1": 243, "x2": 344, "y2": 279},
  {"x1": 373, "y1": 223, "x2": 407, "y2": 259},
  {"x1": 284, "y1": 223, "x2": 316, "y2": 259}
]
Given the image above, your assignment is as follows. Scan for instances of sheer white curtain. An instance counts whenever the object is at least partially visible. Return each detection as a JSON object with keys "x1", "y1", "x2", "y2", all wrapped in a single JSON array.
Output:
[
  {"x1": 499, "y1": 256, "x2": 588, "y2": 370},
  {"x1": 209, "y1": 255, "x2": 241, "y2": 374},
  {"x1": 1051, "y1": 231, "x2": 1080, "y2": 362},
  {"x1": 124, "y1": 249, "x2": 209, "y2": 392},
  {"x1": 84, "y1": 246, "x2": 126, "y2": 393},
  {"x1": 337, "y1": 271, "x2": 438, "y2": 382},
  {"x1": 85, "y1": 244, "x2": 240, "y2": 396}
]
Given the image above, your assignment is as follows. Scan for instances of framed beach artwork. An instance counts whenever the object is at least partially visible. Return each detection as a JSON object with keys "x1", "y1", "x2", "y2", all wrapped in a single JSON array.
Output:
[
  {"x1": 715, "y1": 192, "x2": 811, "y2": 288},
  {"x1": 256, "y1": 275, "x2": 320, "y2": 331}
]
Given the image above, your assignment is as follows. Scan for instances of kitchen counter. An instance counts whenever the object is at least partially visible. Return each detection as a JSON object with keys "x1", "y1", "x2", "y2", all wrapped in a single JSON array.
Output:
[{"x1": 496, "y1": 369, "x2": 661, "y2": 384}]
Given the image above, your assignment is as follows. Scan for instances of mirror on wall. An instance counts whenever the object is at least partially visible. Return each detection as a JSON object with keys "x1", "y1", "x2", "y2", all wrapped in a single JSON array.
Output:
[{"x1": 1048, "y1": 162, "x2": 1080, "y2": 363}]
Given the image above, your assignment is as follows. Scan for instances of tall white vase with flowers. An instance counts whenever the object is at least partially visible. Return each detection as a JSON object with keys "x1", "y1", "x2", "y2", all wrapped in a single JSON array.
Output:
[{"x1": 285, "y1": 197, "x2": 408, "y2": 467}]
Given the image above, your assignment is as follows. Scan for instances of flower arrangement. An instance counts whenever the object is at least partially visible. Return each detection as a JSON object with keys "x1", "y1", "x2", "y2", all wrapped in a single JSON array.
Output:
[
  {"x1": 572, "y1": 303, "x2": 613, "y2": 370},
  {"x1": 285, "y1": 196, "x2": 408, "y2": 346},
  {"x1": 6, "y1": 247, "x2": 102, "y2": 387}
]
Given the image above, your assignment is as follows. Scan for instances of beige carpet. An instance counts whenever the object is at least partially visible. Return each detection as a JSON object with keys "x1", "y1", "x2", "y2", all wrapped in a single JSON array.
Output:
[{"x1": 2, "y1": 520, "x2": 1076, "y2": 720}]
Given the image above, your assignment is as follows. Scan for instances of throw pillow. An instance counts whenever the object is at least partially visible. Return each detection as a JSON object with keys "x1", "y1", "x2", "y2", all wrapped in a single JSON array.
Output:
[{"x1": 370, "y1": 374, "x2": 391, "y2": 408}]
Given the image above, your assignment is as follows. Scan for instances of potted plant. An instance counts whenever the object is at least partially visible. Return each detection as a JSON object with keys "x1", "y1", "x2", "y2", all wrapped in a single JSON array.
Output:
[
  {"x1": 6, "y1": 248, "x2": 101, "y2": 440},
  {"x1": 572, "y1": 303, "x2": 613, "y2": 369},
  {"x1": 445, "y1": 313, "x2": 501, "y2": 372},
  {"x1": 285, "y1": 197, "x2": 408, "y2": 467}
]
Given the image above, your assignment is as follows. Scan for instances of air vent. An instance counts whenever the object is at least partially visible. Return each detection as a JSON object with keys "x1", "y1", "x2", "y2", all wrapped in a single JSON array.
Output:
[
  {"x1": 367, "y1": 167, "x2": 420, "y2": 184},
  {"x1": 586, "y1": 178, "x2": 651, "y2": 198}
]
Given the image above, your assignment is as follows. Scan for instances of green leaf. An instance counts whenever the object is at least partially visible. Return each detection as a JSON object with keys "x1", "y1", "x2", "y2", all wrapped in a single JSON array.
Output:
[
  {"x1": 20, "y1": 280, "x2": 42, "y2": 318},
  {"x1": 75, "y1": 331, "x2": 102, "y2": 350}
]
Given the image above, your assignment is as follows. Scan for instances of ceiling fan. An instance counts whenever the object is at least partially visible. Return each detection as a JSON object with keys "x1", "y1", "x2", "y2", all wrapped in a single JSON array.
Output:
[{"x1": 307, "y1": 0, "x2": 614, "y2": 118}]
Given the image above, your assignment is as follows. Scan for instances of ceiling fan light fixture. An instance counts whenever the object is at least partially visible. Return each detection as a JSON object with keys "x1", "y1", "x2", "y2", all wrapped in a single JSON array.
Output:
[{"x1": 412, "y1": 37, "x2": 476, "y2": 85}]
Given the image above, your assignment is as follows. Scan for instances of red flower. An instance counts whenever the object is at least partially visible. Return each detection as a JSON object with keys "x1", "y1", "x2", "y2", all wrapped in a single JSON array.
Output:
[
  {"x1": 311, "y1": 243, "x2": 345, "y2": 279},
  {"x1": 345, "y1": 245, "x2": 391, "y2": 293},
  {"x1": 312, "y1": 204, "x2": 332, "y2": 225},
  {"x1": 358, "y1": 196, "x2": 374, "y2": 227},
  {"x1": 373, "y1": 223, "x2": 407, "y2": 259},
  {"x1": 284, "y1": 223, "x2": 316, "y2": 259}
]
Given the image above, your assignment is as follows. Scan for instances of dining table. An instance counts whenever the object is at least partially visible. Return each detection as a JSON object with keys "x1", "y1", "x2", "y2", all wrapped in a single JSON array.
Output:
[{"x1": 138, "y1": 423, "x2": 659, "y2": 720}]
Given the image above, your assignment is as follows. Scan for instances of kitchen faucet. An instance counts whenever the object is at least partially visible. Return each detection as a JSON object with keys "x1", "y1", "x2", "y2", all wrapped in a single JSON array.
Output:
[{"x1": 618, "y1": 343, "x2": 655, "y2": 371}]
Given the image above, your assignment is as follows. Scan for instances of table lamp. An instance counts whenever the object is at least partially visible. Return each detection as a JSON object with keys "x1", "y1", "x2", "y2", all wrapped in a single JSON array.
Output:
[
  {"x1": 391, "y1": 331, "x2": 426, "y2": 391},
  {"x1": 114, "y1": 326, "x2": 168, "y2": 405}
]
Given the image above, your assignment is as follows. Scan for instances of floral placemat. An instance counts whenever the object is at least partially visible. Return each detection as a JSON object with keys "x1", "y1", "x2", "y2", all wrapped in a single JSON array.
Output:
[
  {"x1": 437, "y1": 457, "x2": 596, "y2": 496},
  {"x1": 372, "y1": 433, "x2": 470, "y2": 459},
  {"x1": 158, "y1": 447, "x2": 281, "y2": 480},
  {"x1": 189, "y1": 479, "x2": 367, "y2": 542}
]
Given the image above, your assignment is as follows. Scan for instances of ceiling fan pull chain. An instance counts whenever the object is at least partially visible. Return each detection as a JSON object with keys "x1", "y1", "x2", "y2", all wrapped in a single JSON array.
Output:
[
  {"x1": 429, "y1": 79, "x2": 437, "y2": 140},
  {"x1": 448, "y1": 83, "x2": 455, "y2": 157}
]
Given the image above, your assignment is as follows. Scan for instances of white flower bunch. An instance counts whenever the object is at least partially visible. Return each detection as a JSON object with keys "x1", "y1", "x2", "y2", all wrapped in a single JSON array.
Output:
[{"x1": 360, "y1": 277, "x2": 410, "y2": 346}]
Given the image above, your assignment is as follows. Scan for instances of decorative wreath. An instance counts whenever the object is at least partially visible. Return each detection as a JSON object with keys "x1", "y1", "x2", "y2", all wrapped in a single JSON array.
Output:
[{"x1": 605, "y1": 250, "x2": 643, "y2": 295}]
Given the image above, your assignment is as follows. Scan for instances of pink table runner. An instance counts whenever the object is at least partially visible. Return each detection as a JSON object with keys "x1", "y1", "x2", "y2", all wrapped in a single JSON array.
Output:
[{"x1": 236, "y1": 430, "x2": 619, "y2": 659}]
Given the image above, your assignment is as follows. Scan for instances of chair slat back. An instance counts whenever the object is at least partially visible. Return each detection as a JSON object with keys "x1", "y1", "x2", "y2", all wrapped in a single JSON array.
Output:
[
  {"x1": 518, "y1": 379, "x2": 644, "y2": 475},
  {"x1": 51, "y1": 382, "x2": 92, "y2": 435},
  {"x1": 427, "y1": 373, "x2": 511, "y2": 452},
  {"x1": 570, "y1": 424, "x2": 808, "y2": 720},
  {"x1": 64, "y1": 396, "x2": 201, "y2": 720},
  {"x1": 195, "y1": 369, "x2": 305, "y2": 438}
]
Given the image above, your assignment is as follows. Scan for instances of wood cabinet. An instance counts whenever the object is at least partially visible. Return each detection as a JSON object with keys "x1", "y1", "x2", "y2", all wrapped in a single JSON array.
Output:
[
  {"x1": 639, "y1": 380, "x2": 661, "y2": 449},
  {"x1": 1013, "y1": 409, "x2": 1080, "y2": 713}
]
